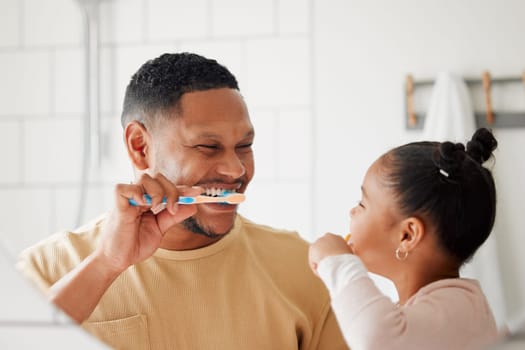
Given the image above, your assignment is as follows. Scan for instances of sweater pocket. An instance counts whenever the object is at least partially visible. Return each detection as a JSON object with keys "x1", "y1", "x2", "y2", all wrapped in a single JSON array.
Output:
[{"x1": 83, "y1": 314, "x2": 151, "y2": 350}]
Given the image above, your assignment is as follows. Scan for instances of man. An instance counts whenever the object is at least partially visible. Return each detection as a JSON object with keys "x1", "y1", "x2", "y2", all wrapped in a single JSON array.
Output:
[{"x1": 18, "y1": 53, "x2": 348, "y2": 349}]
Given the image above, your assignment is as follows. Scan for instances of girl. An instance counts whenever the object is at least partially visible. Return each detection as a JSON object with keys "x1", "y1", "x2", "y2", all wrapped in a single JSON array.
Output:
[{"x1": 309, "y1": 128, "x2": 500, "y2": 350}]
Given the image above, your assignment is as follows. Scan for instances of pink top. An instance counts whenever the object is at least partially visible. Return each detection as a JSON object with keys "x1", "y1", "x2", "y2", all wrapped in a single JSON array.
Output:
[{"x1": 318, "y1": 254, "x2": 499, "y2": 350}]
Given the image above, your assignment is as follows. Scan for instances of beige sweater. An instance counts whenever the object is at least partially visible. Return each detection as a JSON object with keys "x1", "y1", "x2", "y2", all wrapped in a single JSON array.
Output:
[{"x1": 19, "y1": 215, "x2": 348, "y2": 350}]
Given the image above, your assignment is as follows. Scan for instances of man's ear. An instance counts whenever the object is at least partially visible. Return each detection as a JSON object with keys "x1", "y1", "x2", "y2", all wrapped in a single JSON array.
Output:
[
  {"x1": 398, "y1": 217, "x2": 425, "y2": 253},
  {"x1": 124, "y1": 121, "x2": 150, "y2": 170}
]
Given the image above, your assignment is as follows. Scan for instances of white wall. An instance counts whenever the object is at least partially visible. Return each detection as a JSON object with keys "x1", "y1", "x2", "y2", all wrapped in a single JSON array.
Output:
[
  {"x1": 314, "y1": 0, "x2": 525, "y2": 326},
  {"x1": 1, "y1": 0, "x2": 524, "y2": 345}
]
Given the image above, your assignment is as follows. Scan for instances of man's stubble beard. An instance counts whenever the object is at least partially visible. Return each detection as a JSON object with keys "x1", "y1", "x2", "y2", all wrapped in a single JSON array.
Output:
[{"x1": 182, "y1": 214, "x2": 236, "y2": 239}]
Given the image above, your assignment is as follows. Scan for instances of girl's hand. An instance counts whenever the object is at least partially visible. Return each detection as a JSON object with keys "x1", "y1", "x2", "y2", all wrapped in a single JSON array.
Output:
[{"x1": 309, "y1": 233, "x2": 353, "y2": 276}]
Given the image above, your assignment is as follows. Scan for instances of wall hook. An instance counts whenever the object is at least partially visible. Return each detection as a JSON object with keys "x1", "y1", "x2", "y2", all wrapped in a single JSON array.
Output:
[
  {"x1": 406, "y1": 74, "x2": 416, "y2": 127},
  {"x1": 482, "y1": 71, "x2": 494, "y2": 125}
]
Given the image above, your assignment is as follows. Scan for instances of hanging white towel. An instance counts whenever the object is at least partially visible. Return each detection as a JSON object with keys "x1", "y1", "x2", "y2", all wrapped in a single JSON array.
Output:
[
  {"x1": 423, "y1": 71, "x2": 506, "y2": 327},
  {"x1": 422, "y1": 72, "x2": 476, "y2": 141}
]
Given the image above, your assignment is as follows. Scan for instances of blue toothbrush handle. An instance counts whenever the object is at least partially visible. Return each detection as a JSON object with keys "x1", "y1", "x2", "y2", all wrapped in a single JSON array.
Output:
[{"x1": 128, "y1": 194, "x2": 195, "y2": 206}]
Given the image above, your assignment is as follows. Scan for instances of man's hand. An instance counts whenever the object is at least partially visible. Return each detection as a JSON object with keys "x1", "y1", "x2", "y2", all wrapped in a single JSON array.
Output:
[{"x1": 94, "y1": 173, "x2": 202, "y2": 274}]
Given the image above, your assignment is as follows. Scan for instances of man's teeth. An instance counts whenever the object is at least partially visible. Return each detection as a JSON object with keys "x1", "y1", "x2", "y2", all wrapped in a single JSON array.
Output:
[{"x1": 202, "y1": 187, "x2": 237, "y2": 197}]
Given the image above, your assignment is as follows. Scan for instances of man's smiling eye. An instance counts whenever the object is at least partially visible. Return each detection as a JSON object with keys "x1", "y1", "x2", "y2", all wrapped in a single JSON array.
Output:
[
  {"x1": 196, "y1": 144, "x2": 219, "y2": 150},
  {"x1": 237, "y1": 143, "x2": 253, "y2": 149}
]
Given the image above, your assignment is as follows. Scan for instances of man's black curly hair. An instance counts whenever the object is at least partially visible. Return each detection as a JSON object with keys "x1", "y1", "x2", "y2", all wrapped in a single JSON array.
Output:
[{"x1": 121, "y1": 52, "x2": 239, "y2": 128}]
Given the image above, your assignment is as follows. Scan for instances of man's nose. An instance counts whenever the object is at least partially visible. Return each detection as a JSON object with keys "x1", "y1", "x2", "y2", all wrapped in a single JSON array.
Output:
[{"x1": 216, "y1": 151, "x2": 246, "y2": 179}]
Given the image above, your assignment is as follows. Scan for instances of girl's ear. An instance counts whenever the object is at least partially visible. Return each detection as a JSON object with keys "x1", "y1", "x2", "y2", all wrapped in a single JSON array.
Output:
[
  {"x1": 398, "y1": 217, "x2": 425, "y2": 253},
  {"x1": 124, "y1": 121, "x2": 150, "y2": 170}
]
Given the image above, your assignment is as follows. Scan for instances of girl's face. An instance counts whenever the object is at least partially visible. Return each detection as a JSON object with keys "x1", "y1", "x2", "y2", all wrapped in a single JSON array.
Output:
[{"x1": 349, "y1": 158, "x2": 404, "y2": 278}]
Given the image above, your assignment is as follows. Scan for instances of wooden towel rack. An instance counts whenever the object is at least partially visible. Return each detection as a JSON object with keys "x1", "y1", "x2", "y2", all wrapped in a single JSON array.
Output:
[{"x1": 405, "y1": 71, "x2": 525, "y2": 129}]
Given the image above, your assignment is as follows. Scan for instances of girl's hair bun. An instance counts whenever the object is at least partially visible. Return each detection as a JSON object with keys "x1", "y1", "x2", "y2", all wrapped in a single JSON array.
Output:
[
  {"x1": 437, "y1": 141, "x2": 466, "y2": 178},
  {"x1": 466, "y1": 128, "x2": 497, "y2": 164}
]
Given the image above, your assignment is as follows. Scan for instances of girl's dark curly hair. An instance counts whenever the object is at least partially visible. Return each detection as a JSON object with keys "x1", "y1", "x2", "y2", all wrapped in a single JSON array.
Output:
[{"x1": 379, "y1": 128, "x2": 497, "y2": 265}]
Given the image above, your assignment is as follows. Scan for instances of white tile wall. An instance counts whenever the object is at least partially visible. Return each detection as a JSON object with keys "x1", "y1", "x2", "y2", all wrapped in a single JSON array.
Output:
[
  {"x1": 0, "y1": 121, "x2": 22, "y2": 183},
  {"x1": 277, "y1": 108, "x2": 312, "y2": 179},
  {"x1": 240, "y1": 180, "x2": 312, "y2": 237},
  {"x1": 24, "y1": 119, "x2": 83, "y2": 184},
  {"x1": 244, "y1": 37, "x2": 311, "y2": 107},
  {"x1": 250, "y1": 108, "x2": 278, "y2": 180},
  {"x1": 0, "y1": 0, "x2": 20, "y2": 47},
  {"x1": 99, "y1": 47, "x2": 120, "y2": 114},
  {"x1": 278, "y1": 0, "x2": 310, "y2": 34},
  {"x1": 24, "y1": 0, "x2": 82, "y2": 46},
  {"x1": 0, "y1": 51, "x2": 51, "y2": 115},
  {"x1": 147, "y1": 0, "x2": 208, "y2": 40},
  {"x1": 0, "y1": 188, "x2": 52, "y2": 254},
  {"x1": 96, "y1": 116, "x2": 135, "y2": 183},
  {"x1": 211, "y1": 0, "x2": 274, "y2": 37},
  {"x1": 54, "y1": 186, "x2": 113, "y2": 232},
  {"x1": 53, "y1": 48, "x2": 85, "y2": 115},
  {"x1": 99, "y1": 0, "x2": 145, "y2": 44}
]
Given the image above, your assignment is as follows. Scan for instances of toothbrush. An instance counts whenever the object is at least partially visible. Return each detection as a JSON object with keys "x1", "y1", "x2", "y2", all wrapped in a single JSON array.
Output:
[
  {"x1": 128, "y1": 192, "x2": 246, "y2": 207},
  {"x1": 177, "y1": 193, "x2": 245, "y2": 205}
]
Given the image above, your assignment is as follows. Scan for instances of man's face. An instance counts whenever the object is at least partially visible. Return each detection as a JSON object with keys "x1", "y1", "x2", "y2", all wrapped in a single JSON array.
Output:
[{"x1": 148, "y1": 88, "x2": 254, "y2": 236}]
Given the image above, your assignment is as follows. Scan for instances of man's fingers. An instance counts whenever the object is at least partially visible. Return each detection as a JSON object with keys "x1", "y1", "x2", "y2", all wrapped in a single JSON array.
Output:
[
  {"x1": 150, "y1": 174, "x2": 179, "y2": 214},
  {"x1": 137, "y1": 174, "x2": 166, "y2": 210},
  {"x1": 116, "y1": 183, "x2": 148, "y2": 210}
]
